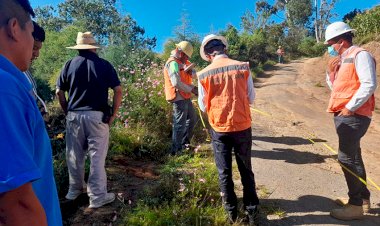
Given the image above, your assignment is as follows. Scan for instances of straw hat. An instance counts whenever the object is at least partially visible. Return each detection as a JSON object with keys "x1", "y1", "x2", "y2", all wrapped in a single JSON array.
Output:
[{"x1": 66, "y1": 32, "x2": 100, "y2": 49}]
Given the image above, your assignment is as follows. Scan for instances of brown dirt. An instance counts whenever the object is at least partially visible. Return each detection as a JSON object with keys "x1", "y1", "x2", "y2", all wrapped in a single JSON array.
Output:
[
  {"x1": 253, "y1": 43, "x2": 380, "y2": 225},
  {"x1": 60, "y1": 156, "x2": 160, "y2": 226}
]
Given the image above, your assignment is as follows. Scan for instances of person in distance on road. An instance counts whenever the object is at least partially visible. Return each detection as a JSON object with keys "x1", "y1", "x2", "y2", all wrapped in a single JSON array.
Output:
[{"x1": 276, "y1": 45, "x2": 285, "y2": 63}]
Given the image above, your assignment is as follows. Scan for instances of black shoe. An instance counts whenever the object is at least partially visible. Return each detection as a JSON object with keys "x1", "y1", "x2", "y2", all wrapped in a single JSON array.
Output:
[
  {"x1": 245, "y1": 206, "x2": 259, "y2": 226},
  {"x1": 227, "y1": 211, "x2": 237, "y2": 224}
]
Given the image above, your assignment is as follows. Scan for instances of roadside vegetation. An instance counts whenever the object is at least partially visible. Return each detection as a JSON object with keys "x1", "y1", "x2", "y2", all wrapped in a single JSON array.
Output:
[{"x1": 31, "y1": 0, "x2": 379, "y2": 224}]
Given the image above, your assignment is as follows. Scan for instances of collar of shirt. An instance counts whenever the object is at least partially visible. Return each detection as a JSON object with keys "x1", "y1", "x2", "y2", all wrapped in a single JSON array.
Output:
[
  {"x1": 340, "y1": 45, "x2": 357, "y2": 59},
  {"x1": 79, "y1": 50, "x2": 99, "y2": 58},
  {"x1": 213, "y1": 54, "x2": 228, "y2": 61},
  {"x1": 0, "y1": 54, "x2": 32, "y2": 91}
]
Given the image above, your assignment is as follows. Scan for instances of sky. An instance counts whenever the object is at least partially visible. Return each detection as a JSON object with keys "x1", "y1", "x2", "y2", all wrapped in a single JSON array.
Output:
[{"x1": 31, "y1": 0, "x2": 380, "y2": 52}]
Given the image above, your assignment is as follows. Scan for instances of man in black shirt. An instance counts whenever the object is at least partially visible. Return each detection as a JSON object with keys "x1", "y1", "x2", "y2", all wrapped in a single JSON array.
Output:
[{"x1": 56, "y1": 31, "x2": 122, "y2": 208}]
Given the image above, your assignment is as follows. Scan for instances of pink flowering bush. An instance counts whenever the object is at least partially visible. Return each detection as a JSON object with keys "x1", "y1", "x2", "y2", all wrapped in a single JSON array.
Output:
[
  {"x1": 110, "y1": 58, "x2": 173, "y2": 158},
  {"x1": 108, "y1": 53, "x2": 207, "y2": 159}
]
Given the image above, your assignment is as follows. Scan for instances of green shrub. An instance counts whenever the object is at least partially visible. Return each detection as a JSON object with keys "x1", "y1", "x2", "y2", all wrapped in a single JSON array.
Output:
[
  {"x1": 298, "y1": 37, "x2": 326, "y2": 57},
  {"x1": 350, "y1": 6, "x2": 380, "y2": 44}
]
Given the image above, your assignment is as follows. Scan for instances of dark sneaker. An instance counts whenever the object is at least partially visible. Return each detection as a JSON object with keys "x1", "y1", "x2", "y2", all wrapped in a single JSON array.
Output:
[
  {"x1": 245, "y1": 206, "x2": 259, "y2": 226},
  {"x1": 227, "y1": 211, "x2": 237, "y2": 224}
]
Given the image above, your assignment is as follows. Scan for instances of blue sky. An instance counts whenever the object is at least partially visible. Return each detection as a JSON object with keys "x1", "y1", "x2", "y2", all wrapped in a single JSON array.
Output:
[{"x1": 31, "y1": 0, "x2": 380, "y2": 52}]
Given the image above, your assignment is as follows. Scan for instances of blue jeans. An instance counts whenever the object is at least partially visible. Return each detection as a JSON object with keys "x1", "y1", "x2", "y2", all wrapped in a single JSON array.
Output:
[
  {"x1": 278, "y1": 55, "x2": 283, "y2": 63},
  {"x1": 171, "y1": 99, "x2": 197, "y2": 154},
  {"x1": 334, "y1": 114, "x2": 371, "y2": 206},
  {"x1": 210, "y1": 128, "x2": 259, "y2": 215}
]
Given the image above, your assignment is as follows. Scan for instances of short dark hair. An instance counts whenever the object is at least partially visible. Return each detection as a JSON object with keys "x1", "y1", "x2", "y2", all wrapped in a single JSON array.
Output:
[
  {"x1": 32, "y1": 21, "x2": 45, "y2": 42},
  {"x1": 332, "y1": 32, "x2": 354, "y2": 43},
  {"x1": 0, "y1": 0, "x2": 35, "y2": 29},
  {"x1": 204, "y1": 39, "x2": 226, "y2": 55}
]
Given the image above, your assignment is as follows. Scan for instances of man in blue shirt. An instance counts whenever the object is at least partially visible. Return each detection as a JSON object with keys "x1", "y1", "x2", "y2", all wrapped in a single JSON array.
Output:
[{"x1": 0, "y1": 1, "x2": 62, "y2": 225}]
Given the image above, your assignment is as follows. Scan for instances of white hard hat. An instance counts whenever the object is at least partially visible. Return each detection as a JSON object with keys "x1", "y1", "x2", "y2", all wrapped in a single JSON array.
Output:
[
  {"x1": 200, "y1": 34, "x2": 228, "y2": 61},
  {"x1": 175, "y1": 41, "x2": 194, "y2": 58},
  {"x1": 324, "y1": 22, "x2": 356, "y2": 44}
]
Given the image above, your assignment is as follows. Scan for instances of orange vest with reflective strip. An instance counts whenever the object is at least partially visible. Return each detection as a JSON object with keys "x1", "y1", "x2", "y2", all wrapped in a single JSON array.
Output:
[
  {"x1": 198, "y1": 57, "x2": 251, "y2": 132},
  {"x1": 163, "y1": 57, "x2": 192, "y2": 101},
  {"x1": 327, "y1": 47, "x2": 375, "y2": 116}
]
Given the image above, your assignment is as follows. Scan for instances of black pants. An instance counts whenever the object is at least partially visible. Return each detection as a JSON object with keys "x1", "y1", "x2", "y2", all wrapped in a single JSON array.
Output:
[
  {"x1": 334, "y1": 115, "x2": 371, "y2": 206},
  {"x1": 210, "y1": 127, "x2": 259, "y2": 214}
]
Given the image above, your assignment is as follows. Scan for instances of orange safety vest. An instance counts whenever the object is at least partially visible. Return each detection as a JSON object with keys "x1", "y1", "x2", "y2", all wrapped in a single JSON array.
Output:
[
  {"x1": 327, "y1": 47, "x2": 375, "y2": 117},
  {"x1": 198, "y1": 57, "x2": 252, "y2": 132},
  {"x1": 163, "y1": 57, "x2": 192, "y2": 101}
]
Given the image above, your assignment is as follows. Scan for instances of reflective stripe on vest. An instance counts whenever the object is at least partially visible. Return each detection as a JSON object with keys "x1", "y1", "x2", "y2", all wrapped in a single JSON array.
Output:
[
  {"x1": 327, "y1": 47, "x2": 375, "y2": 116},
  {"x1": 163, "y1": 57, "x2": 192, "y2": 101},
  {"x1": 198, "y1": 57, "x2": 252, "y2": 132}
]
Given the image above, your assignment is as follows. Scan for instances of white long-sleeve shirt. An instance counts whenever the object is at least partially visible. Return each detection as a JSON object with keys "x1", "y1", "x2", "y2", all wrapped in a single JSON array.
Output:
[
  {"x1": 326, "y1": 46, "x2": 377, "y2": 112},
  {"x1": 197, "y1": 54, "x2": 255, "y2": 112}
]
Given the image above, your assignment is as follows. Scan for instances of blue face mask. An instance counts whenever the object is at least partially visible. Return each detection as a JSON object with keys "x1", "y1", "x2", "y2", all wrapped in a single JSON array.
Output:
[{"x1": 327, "y1": 46, "x2": 338, "y2": 57}]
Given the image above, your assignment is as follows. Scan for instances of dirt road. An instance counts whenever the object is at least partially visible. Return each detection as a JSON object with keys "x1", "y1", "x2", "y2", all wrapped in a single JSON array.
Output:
[{"x1": 252, "y1": 58, "x2": 380, "y2": 225}]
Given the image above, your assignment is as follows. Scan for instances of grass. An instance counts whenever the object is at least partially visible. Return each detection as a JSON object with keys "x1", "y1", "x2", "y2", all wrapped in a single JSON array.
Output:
[
  {"x1": 314, "y1": 81, "x2": 324, "y2": 87},
  {"x1": 119, "y1": 145, "x2": 285, "y2": 225},
  {"x1": 121, "y1": 149, "x2": 229, "y2": 225},
  {"x1": 261, "y1": 203, "x2": 287, "y2": 218}
]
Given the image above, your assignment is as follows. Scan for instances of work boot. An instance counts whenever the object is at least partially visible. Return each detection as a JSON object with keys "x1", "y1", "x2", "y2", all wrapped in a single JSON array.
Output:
[
  {"x1": 330, "y1": 204, "x2": 364, "y2": 220},
  {"x1": 335, "y1": 198, "x2": 370, "y2": 213},
  {"x1": 245, "y1": 205, "x2": 259, "y2": 226}
]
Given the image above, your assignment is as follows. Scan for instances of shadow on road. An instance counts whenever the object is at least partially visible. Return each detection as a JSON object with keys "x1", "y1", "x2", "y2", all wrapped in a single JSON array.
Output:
[
  {"x1": 260, "y1": 195, "x2": 380, "y2": 226},
  {"x1": 253, "y1": 135, "x2": 326, "y2": 145},
  {"x1": 251, "y1": 148, "x2": 332, "y2": 164}
]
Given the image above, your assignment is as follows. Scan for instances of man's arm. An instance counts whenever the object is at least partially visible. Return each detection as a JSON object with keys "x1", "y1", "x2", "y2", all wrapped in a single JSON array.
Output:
[
  {"x1": 55, "y1": 89, "x2": 68, "y2": 115},
  {"x1": 344, "y1": 51, "x2": 377, "y2": 114},
  {"x1": 168, "y1": 61, "x2": 194, "y2": 93},
  {"x1": 109, "y1": 85, "x2": 122, "y2": 125},
  {"x1": 247, "y1": 71, "x2": 255, "y2": 105},
  {"x1": 197, "y1": 80, "x2": 206, "y2": 112},
  {"x1": 0, "y1": 183, "x2": 47, "y2": 226}
]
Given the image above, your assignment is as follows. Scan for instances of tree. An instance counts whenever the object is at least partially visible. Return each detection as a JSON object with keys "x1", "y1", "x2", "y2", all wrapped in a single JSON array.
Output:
[
  {"x1": 31, "y1": 25, "x2": 82, "y2": 89},
  {"x1": 173, "y1": 11, "x2": 195, "y2": 41},
  {"x1": 35, "y1": 6, "x2": 67, "y2": 32},
  {"x1": 314, "y1": 0, "x2": 338, "y2": 43},
  {"x1": 162, "y1": 11, "x2": 206, "y2": 68},
  {"x1": 241, "y1": 1, "x2": 278, "y2": 33},
  {"x1": 33, "y1": 0, "x2": 157, "y2": 93},
  {"x1": 343, "y1": 9, "x2": 362, "y2": 22},
  {"x1": 57, "y1": 0, "x2": 121, "y2": 43},
  {"x1": 219, "y1": 25, "x2": 241, "y2": 60},
  {"x1": 286, "y1": 0, "x2": 313, "y2": 27}
]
